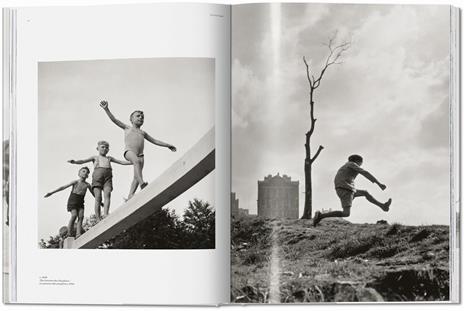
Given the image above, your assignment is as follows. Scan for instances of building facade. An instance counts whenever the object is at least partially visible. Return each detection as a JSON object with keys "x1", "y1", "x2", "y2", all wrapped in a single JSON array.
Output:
[
  {"x1": 231, "y1": 192, "x2": 251, "y2": 218},
  {"x1": 257, "y1": 173, "x2": 299, "y2": 219},
  {"x1": 231, "y1": 192, "x2": 239, "y2": 217}
]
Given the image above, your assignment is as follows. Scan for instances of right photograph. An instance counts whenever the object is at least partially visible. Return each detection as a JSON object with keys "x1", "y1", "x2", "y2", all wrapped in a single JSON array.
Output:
[{"x1": 231, "y1": 3, "x2": 452, "y2": 303}]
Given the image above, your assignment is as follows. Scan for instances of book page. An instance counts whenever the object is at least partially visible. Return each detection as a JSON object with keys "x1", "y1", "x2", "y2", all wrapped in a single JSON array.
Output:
[
  {"x1": 231, "y1": 3, "x2": 456, "y2": 303},
  {"x1": 10, "y1": 3, "x2": 230, "y2": 304}
]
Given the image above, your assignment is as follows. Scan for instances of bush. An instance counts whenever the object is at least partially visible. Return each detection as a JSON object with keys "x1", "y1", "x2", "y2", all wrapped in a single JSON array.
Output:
[
  {"x1": 107, "y1": 208, "x2": 185, "y2": 249},
  {"x1": 41, "y1": 198, "x2": 216, "y2": 249},
  {"x1": 108, "y1": 200, "x2": 215, "y2": 249},
  {"x1": 409, "y1": 228, "x2": 430, "y2": 242},
  {"x1": 181, "y1": 199, "x2": 215, "y2": 249},
  {"x1": 367, "y1": 244, "x2": 402, "y2": 259},
  {"x1": 386, "y1": 223, "x2": 402, "y2": 236},
  {"x1": 327, "y1": 235, "x2": 381, "y2": 259}
]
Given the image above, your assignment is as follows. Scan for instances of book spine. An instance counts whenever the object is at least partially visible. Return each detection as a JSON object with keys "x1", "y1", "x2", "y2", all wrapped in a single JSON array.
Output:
[
  {"x1": 2, "y1": 6, "x2": 17, "y2": 304},
  {"x1": 449, "y1": 5, "x2": 461, "y2": 305}
]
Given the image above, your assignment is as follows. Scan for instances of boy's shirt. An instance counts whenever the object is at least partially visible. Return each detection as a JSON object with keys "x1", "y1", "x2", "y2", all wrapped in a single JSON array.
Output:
[
  {"x1": 334, "y1": 161, "x2": 372, "y2": 191},
  {"x1": 94, "y1": 155, "x2": 112, "y2": 169}
]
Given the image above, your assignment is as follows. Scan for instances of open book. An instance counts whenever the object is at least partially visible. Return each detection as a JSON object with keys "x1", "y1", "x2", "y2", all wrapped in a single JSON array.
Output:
[{"x1": 3, "y1": 2, "x2": 460, "y2": 305}]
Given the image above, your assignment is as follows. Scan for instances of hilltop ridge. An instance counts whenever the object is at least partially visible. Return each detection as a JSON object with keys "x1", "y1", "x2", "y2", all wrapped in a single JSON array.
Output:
[{"x1": 231, "y1": 217, "x2": 449, "y2": 302}]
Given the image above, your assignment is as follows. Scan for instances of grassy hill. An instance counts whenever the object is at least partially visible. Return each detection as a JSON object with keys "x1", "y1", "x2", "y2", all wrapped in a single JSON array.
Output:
[{"x1": 231, "y1": 217, "x2": 449, "y2": 303}]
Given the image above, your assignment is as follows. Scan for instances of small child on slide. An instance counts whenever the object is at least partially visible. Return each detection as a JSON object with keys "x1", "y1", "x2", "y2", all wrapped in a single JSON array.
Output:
[
  {"x1": 99, "y1": 100, "x2": 177, "y2": 200},
  {"x1": 44, "y1": 167, "x2": 94, "y2": 238},
  {"x1": 68, "y1": 140, "x2": 131, "y2": 220}
]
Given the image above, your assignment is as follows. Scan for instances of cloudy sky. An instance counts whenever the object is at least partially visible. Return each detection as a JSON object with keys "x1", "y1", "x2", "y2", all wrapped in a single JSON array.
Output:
[
  {"x1": 232, "y1": 4, "x2": 451, "y2": 225},
  {"x1": 38, "y1": 58, "x2": 214, "y2": 240}
]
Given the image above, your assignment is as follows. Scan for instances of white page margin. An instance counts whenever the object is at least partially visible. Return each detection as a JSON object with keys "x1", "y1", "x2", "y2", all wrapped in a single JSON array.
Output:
[{"x1": 13, "y1": 3, "x2": 230, "y2": 305}]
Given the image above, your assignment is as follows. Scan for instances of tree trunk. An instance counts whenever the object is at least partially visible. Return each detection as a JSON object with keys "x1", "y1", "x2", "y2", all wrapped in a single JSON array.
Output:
[
  {"x1": 302, "y1": 129, "x2": 312, "y2": 219},
  {"x1": 300, "y1": 38, "x2": 348, "y2": 220},
  {"x1": 303, "y1": 156, "x2": 312, "y2": 219},
  {"x1": 301, "y1": 86, "x2": 315, "y2": 219}
]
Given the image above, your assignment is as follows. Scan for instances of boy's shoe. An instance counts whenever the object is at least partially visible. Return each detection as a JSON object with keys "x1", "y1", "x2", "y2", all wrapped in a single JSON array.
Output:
[
  {"x1": 382, "y1": 199, "x2": 392, "y2": 212},
  {"x1": 313, "y1": 211, "x2": 322, "y2": 227},
  {"x1": 141, "y1": 182, "x2": 148, "y2": 189}
]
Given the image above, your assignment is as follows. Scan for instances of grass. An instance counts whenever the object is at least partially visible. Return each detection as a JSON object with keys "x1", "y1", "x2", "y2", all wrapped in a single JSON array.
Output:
[{"x1": 231, "y1": 217, "x2": 450, "y2": 303}]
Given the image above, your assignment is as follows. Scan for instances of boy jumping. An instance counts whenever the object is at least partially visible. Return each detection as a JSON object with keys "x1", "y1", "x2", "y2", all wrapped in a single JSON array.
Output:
[
  {"x1": 313, "y1": 154, "x2": 392, "y2": 226},
  {"x1": 99, "y1": 100, "x2": 177, "y2": 200},
  {"x1": 68, "y1": 141, "x2": 131, "y2": 220}
]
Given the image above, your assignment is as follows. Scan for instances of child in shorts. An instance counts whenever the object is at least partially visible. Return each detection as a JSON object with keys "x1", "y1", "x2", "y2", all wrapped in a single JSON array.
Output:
[
  {"x1": 99, "y1": 100, "x2": 177, "y2": 200},
  {"x1": 44, "y1": 167, "x2": 93, "y2": 238},
  {"x1": 68, "y1": 141, "x2": 131, "y2": 220},
  {"x1": 313, "y1": 154, "x2": 392, "y2": 226}
]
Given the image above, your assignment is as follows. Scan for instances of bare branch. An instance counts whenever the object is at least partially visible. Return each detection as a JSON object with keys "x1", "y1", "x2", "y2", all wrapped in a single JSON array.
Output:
[
  {"x1": 314, "y1": 39, "x2": 351, "y2": 89},
  {"x1": 302, "y1": 56, "x2": 313, "y2": 88},
  {"x1": 310, "y1": 145, "x2": 324, "y2": 163}
]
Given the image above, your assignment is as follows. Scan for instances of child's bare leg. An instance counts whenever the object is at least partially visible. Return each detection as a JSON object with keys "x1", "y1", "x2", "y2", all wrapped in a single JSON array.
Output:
[
  {"x1": 76, "y1": 208, "x2": 84, "y2": 237},
  {"x1": 103, "y1": 188, "x2": 111, "y2": 216},
  {"x1": 68, "y1": 210, "x2": 78, "y2": 237},
  {"x1": 125, "y1": 151, "x2": 145, "y2": 185},
  {"x1": 355, "y1": 190, "x2": 390, "y2": 211},
  {"x1": 313, "y1": 206, "x2": 350, "y2": 226},
  {"x1": 125, "y1": 151, "x2": 146, "y2": 199},
  {"x1": 321, "y1": 208, "x2": 351, "y2": 219},
  {"x1": 127, "y1": 178, "x2": 139, "y2": 200},
  {"x1": 93, "y1": 188, "x2": 102, "y2": 220},
  {"x1": 139, "y1": 156, "x2": 145, "y2": 188}
]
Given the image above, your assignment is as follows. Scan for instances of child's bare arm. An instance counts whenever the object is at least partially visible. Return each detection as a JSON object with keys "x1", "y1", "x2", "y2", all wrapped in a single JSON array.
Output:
[
  {"x1": 359, "y1": 170, "x2": 386, "y2": 190},
  {"x1": 87, "y1": 184, "x2": 94, "y2": 197},
  {"x1": 109, "y1": 156, "x2": 132, "y2": 165},
  {"x1": 44, "y1": 181, "x2": 76, "y2": 198},
  {"x1": 68, "y1": 156, "x2": 95, "y2": 165},
  {"x1": 144, "y1": 132, "x2": 177, "y2": 152},
  {"x1": 99, "y1": 100, "x2": 129, "y2": 130}
]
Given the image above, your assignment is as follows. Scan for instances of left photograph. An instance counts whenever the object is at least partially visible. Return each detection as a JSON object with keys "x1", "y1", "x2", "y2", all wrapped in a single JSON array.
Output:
[{"x1": 38, "y1": 58, "x2": 215, "y2": 249}]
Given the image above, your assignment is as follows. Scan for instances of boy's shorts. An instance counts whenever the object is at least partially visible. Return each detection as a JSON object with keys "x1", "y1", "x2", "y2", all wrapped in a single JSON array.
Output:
[
  {"x1": 336, "y1": 187, "x2": 355, "y2": 209},
  {"x1": 67, "y1": 193, "x2": 84, "y2": 212},
  {"x1": 124, "y1": 150, "x2": 144, "y2": 160},
  {"x1": 92, "y1": 167, "x2": 113, "y2": 191}
]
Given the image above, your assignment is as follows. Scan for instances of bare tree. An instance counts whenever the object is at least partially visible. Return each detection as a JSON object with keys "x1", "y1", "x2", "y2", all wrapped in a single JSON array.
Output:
[{"x1": 301, "y1": 33, "x2": 350, "y2": 220}]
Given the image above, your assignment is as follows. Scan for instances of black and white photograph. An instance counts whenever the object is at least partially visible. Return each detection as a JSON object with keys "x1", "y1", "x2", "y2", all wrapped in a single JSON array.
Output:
[
  {"x1": 38, "y1": 57, "x2": 216, "y2": 249},
  {"x1": 231, "y1": 3, "x2": 452, "y2": 303},
  {"x1": 2, "y1": 0, "x2": 460, "y2": 307}
]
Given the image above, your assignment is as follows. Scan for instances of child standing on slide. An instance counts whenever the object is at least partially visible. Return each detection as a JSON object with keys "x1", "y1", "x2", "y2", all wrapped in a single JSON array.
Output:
[
  {"x1": 44, "y1": 167, "x2": 93, "y2": 238},
  {"x1": 99, "y1": 100, "x2": 177, "y2": 200},
  {"x1": 68, "y1": 140, "x2": 131, "y2": 220}
]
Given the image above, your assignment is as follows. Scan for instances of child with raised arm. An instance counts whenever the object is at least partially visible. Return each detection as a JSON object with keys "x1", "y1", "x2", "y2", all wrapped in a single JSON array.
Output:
[
  {"x1": 68, "y1": 140, "x2": 131, "y2": 220},
  {"x1": 99, "y1": 100, "x2": 177, "y2": 200},
  {"x1": 313, "y1": 154, "x2": 392, "y2": 227},
  {"x1": 44, "y1": 167, "x2": 92, "y2": 238}
]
